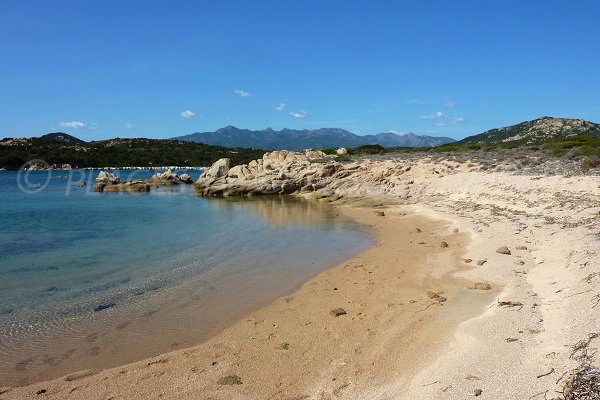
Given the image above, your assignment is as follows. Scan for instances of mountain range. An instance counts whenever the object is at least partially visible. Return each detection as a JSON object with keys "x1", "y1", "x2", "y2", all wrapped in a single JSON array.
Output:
[{"x1": 172, "y1": 126, "x2": 456, "y2": 150}]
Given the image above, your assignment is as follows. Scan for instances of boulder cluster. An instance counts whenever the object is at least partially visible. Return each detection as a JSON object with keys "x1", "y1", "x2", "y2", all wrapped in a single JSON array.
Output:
[
  {"x1": 93, "y1": 171, "x2": 150, "y2": 193},
  {"x1": 148, "y1": 169, "x2": 193, "y2": 187},
  {"x1": 93, "y1": 169, "x2": 194, "y2": 193},
  {"x1": 194, "y1": 150, "x2": 346, "y2": 197}
]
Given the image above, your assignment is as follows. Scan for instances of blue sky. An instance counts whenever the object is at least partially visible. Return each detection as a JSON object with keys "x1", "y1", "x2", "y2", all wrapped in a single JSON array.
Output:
[{"x1": 1, "y1": 1, "x2": 599, "y2": 140}]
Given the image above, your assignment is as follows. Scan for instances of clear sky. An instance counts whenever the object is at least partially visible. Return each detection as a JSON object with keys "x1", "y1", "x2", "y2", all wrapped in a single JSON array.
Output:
[{"x1": 1, "y1": 1, "x2": 599, "y2": 140}]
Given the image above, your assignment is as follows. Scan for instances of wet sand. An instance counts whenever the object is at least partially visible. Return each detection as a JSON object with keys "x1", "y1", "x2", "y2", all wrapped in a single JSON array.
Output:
[
  {"x1": 3, "y1": 204, "x2": 496, "y2": 399},
  {"x1": 0, "y1": 197, "x2": 371, "y2": 387}
]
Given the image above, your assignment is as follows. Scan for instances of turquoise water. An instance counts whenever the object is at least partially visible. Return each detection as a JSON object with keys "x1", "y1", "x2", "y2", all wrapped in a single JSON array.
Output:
[{"x1": 0, "y1": 170, "x2": 372, "y2": 386}]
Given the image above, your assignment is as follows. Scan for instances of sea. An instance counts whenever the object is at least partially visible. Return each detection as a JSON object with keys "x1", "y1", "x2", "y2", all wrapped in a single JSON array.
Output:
[{"x1": 0, "y1": 169, "x2": 372, "y2": 386}]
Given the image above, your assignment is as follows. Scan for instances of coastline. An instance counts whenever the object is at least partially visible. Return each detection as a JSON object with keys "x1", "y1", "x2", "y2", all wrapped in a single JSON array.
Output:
[
  {"x1": 3, "y1": 201, "x2": 496, "y2": 399},
  {"x1": 4, "y1": 153, "x2": 600, "y2": 399}
]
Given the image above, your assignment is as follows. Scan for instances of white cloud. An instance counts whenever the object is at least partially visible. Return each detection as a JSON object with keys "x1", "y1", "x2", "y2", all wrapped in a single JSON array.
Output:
[
  {"x1": 180, "y1": 110, "x2": 196, "y2": 119},
  {"x1": 387, "y1": 130, "x2": 405, "y2": 135},
  {"x1": 445, "y1": 100, "x2": 458, "y2": 108},
  {"x1": 234, "y1": 89, "x2": 251, "y2": 97},
  {"x1": 421, "y1": 111, "x2": 444, "y2": 120},
  {"x1": 453, "y1": 117, "x2": 465, "y2": 124},
  {"x1": 126, "y1": 123, "x2": 135, "y2": 129},
  {"x1": 275, "y1": 102, "x2": 286, "y2": 111},
  {"x1": 290, "y1": 110, "x2": 308, "y2": 119},
  {"x1": 58, "y1": 121, "x2": 88, "y2": 129},
  {"x1": 436, "y1": 122, "x2": 445, "y2": 127}
]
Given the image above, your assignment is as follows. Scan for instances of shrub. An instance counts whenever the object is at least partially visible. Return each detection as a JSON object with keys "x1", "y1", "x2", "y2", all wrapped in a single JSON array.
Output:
[{"x1": 580, "y1": 156, "x2": 600, "y2": 173}]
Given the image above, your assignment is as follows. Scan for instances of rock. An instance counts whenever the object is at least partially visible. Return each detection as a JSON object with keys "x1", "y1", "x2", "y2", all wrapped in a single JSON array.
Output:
[
  {"x1": 496, "y1": 246, "x2": 511, "y2": 255},
  {"x1": 78, "y1": 182, "x2": 86, "y2": 188},
  {"x1": 375, "y1": 211, "x2": 385, "y2": 217},
  {"x1": 330, "y1": 308, "x2": 347, "y2": 317},
  {"x1": 120, "y1": 181, "x2": 151, "y2": 192},
  {"x1": 93, "y1": 182, "x2": 107, "y2": 192},
  {"x1": 148, "y1": 169, "x2": 192, "y2": 186},
  {"x1": 471, "y1": 282, "x2": 492, "y2": 290},
  {"x1": 440, "y1": 241, "x2": 449, "y2": 248},
  {"x1": 217, "y1": 375, "x2": 243, "y2": 385},
  {"x1": 474, "y1": 388, "x2": 482, "y2": 396},
  {"x1": 426, "y1": 291, "x2": 446, "y2": 302},
  {"x1": 94, "y1": 171, "x2": 150, "y2": 193},
  {"x1": 516, "y1": 245, "x2": 528, "y2": 250},
  {"x1": 336, "y1": 147, "x2": 348, "y2": 155},
  {"x1": 464, "y1": 258, "x2": 473, "y2": 263},
  {"x1": 415, "y1": 228, "x2": 422, "y2": 233},
  {"x1": 476, "y1": 259, "x2": 488, "y2": 266},
  {"x1": 94, "y1": 303, "x2": 116, "y2": 312},
  {"x1": 206, "y1": 158, "x2": 232, "y2": 179},
  {"x1": 275, "y1": 342, "x2": 290, "y2": 350},
  {"x1": 96, "y1": 171, "x2": 121, "y2": 185},
  {"x1": 195, "y1": 151, "x2": 340, "y2": 197},
  {"x1": 179, "y1": 173, "x2": 193, "y2": 184}
]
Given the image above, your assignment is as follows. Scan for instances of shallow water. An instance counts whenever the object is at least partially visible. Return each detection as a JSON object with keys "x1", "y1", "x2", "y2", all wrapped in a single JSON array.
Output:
[{"x1": 0, "y1": 170, "x2": 372, "y2": 386}]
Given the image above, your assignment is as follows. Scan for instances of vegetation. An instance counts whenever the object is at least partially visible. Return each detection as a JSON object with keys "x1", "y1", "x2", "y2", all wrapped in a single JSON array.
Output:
[
  {"x1": 544, "y1": 135, "x2": 600, "y2": 157},
  {"x1": 348, "y1": 144, "x2": 387, "y2": 155},
  {"x1": 0, "y1": 136, "x2": 265, "y2": 170}
]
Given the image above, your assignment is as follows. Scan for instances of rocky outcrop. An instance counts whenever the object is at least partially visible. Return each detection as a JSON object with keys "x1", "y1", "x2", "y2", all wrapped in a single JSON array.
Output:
[
  {"x1": 194, "y1": 150, "x2": 346, "y2": 197},
  {"x1": 148, "y1": 169, "x2": 193, "y2": 186},
  {"x1": 93, "y1": 171, "x2": 150, "y2": 193},
  {"x1": 194, "y1": 150, "x2": 430, "y2": 200}
]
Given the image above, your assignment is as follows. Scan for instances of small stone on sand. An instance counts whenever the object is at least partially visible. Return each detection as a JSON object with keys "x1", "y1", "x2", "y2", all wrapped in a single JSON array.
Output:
[
  {"x1": 440, "y1": 241, "x2": 449, "y2": 248},
  {"x1": 471, "y1": 282, "x2": 491, "y2": 290},
  {"x1": 516, "y1": 245, "x2": 528, "y2": 250},
  {"x1": 464, "y1": 258, "x2": 473, "y2": 263},
  {"x1": 375, "y1": 211, "x2": 385, "y2": 217},
  {"x1": 474, "y1": 388, "x2": 483, "y2": 396},
  {"x1": 476, "y1": 259, "x2": 488, "y2": 266},
  {"x1": 330, "y1": 308, "x2": 347, "y2": 317},
  {"x1": 496, "y1": 246, "x2": 511, "y2": 255},
  {"x1": 426, "y1": 291, "x2": 447, "y2": 302},
  {"x1": 217, "y1": 375, "x2": 243, "y2": 385}
]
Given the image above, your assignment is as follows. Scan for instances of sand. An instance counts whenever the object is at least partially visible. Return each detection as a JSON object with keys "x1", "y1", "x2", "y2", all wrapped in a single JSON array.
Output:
[{"x1": 4, "y1": 164, "x2": 600, "y2": 399}]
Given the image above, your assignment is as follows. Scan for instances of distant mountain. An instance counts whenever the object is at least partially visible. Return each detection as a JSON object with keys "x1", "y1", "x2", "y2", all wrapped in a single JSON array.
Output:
[
  {"x1": 40, "y1": 132, "x2": 86, "y2": 144},
  {"x1": 173, "y1": 126, "x2": 455, "y2": 150},
  {"x1": 457, "y1": 117, "x2": 600, "y2": 145}
]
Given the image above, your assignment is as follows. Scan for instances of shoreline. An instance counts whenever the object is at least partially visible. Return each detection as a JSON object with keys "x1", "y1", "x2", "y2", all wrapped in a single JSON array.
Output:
[
  {"x1": 4, "y1": 151, "x2": 600, "y2": 398},
  {"x1": 3, "y1": 201, "x2": 496, "y2": 399},
  {"x1": 0, "y1": 196, "x2": 371, "y2": 388}
]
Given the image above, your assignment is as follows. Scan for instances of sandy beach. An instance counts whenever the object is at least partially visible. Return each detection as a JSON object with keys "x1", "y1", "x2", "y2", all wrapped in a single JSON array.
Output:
[{"x1": 3, "y1": 155, "x2": 600, "y2": 399}]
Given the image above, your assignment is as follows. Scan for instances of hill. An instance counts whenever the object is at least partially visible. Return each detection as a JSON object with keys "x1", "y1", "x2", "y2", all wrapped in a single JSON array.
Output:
[
  {"x1": 39, "y1": 132, "x2": 86, "y2": 144},
  {"x1": 0, "y1": 135, "x2": 264, "y2": 170},
  {"x1": 457, "y1": 117, "x2": 600, "y2": 145},
  {"x1": 173, "y1": 126, "x2": 455, "y2": 150}
]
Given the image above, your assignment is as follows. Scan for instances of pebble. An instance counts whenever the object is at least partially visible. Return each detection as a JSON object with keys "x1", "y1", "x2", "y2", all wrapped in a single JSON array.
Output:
[
  {"x1": 496, "y1": 246, "x2": 511, "y2": 255},
  {"x1": 330, "y1": 308, "x2": 347, "y2": 317}
]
